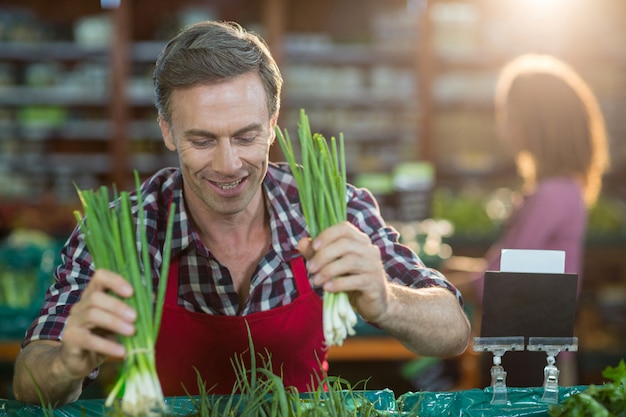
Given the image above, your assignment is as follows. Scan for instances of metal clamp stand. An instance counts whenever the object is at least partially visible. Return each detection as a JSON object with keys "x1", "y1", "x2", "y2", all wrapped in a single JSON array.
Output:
[
  {"x1": 527, "y1": 337, "x2": 578, "y2": 404},
  {"x1": 473, "y1": 336, "x2": 525, "y2": 405}
]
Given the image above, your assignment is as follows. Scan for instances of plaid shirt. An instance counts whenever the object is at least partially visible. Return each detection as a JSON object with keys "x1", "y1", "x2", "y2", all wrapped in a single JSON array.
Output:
[{"x1": 23, "y1": 164, "x2": 462, "y2": 345}]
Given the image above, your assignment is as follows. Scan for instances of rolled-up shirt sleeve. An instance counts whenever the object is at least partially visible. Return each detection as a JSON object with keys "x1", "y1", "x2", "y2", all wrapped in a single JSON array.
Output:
[
  {"x1": 22, "y1": 229, "x2": 94, "y2": 347},
  {"x1": 346, "y1": 185, "x2": 464, "y2": 307}
]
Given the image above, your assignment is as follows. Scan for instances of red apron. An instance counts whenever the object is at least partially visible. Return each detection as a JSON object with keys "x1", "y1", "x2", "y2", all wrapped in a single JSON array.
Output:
[{"x1": 154, "y1": 253, "x2": 327, "y2": 396}]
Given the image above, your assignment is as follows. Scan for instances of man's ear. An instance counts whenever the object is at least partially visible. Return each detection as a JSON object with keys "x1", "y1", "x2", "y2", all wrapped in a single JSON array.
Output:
[
  {"x1": 159, "y1": 115, "x2": 177, "y2": 152},
  {"x1": 269, "y1": 113, "x2": 279, "y2": 145}
]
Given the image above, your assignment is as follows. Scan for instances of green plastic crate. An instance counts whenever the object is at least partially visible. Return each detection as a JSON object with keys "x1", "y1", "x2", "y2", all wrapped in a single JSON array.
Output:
[
  {"x1": 396, "y1": 386, "x2": 588, "y2": 416},
  {"x1": 0, "y1": 242, "x2": 57, "y2": 340},
  {"x1": 0, "y1": 387, "x2": 593, "y2": 416},
  {"x1": 0, "y1": 389, "x2": 397, "y2": 416}
]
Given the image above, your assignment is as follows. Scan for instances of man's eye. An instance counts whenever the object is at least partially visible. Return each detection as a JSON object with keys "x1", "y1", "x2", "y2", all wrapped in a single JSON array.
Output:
[
  {"x1": 191, "y1": 139, "x2": 215, "y2": 148},
  {"x1": 235, "y1": 135, "x2": 258, "y2": 144}
]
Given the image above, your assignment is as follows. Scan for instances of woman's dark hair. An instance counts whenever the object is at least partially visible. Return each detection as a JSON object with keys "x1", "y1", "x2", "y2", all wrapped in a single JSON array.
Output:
[{"x1": 495, "y1": 54, "x2": 609, "y2": 205}]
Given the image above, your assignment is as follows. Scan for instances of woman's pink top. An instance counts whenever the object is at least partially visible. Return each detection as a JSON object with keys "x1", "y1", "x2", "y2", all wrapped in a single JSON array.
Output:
[{"x1": 477, "y1": 177, "x2": 587, "y2": 295}]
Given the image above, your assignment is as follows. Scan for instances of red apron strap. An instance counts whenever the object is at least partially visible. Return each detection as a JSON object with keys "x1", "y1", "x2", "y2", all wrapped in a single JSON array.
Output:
[{"x1": 290, "y1": 254, "x2": 311, "y2": 295}]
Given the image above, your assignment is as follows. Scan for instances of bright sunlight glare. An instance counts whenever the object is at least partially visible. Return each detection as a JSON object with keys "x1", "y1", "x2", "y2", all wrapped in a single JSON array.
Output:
[{"x1": 504, "y1": 0, "x2": 575, "y2": 18}]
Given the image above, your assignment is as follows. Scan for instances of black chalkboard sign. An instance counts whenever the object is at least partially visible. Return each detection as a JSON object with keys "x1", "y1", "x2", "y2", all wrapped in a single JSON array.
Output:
[{"x1": 480, "y1": 271, "x2": 578, "y2": 341}]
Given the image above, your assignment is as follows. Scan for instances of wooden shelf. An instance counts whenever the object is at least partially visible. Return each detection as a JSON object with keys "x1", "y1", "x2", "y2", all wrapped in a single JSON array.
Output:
[
  {"x1": 285, "y1": 46, "x2": 413, "y2": 66},
  {"x1": 0, "y1": 120, "x2": 161, "y2": 141},
  {"x1": 0, "y1": 340, "x2": 20, "y2": 362},
  {"x1": 0, "y1": 41, "x2": 165, "y2": 63},
  {"x1": 326, "y1": 336, "x2": 417, "y2": 362}
]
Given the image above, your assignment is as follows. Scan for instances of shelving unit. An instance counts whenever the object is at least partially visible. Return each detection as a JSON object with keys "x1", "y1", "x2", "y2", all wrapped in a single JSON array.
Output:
[
  {"x1": 0, "y1": 0, "x2": 426, "y2": 228},
  {"x1": 280, "y1": 41, "x2": 421, "y2": 176},
  {"x1": 0, "y1": 38, "x2": 174, "y2": 204},
  {"x1": 421, "y1": 0, "x2": 626, "y2": 189},
  {"x1": 423, "y1": 0, "x2": 626, "y2": 386},
  {"x1": 2, "y1": 0, "x2": 626, "y2": 201}
]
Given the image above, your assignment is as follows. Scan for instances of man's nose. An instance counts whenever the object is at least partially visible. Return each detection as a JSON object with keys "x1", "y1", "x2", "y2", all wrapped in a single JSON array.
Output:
[{"x1": 214, "y1": 141, "x2": 242, "y2": 174}]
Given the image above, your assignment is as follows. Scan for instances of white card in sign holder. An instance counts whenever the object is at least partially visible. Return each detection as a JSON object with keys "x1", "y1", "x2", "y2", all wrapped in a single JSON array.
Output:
[
  {"x1": 479, "y1": 248, "x2": 577, "y2": 340},
  {"x1": 500, "y1": 249, "x2": 565, "y2": 274}
]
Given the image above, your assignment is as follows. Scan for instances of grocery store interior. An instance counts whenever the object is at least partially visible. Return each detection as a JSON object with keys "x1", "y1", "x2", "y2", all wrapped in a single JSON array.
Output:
[{"x1": 0, "y1": 0, "x2": 625, "y2": 402}]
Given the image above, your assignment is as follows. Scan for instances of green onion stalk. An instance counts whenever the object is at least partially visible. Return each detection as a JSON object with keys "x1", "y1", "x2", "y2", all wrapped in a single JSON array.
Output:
[
  {"x1": 73, "y1": 172, "x2": 175, "y2": 416},
  {"x1": 276, "y1": 109, "x2": 358, "y2": 347}
]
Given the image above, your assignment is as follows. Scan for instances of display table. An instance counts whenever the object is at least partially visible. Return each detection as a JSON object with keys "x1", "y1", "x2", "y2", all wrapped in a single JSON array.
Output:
[
  {"x1": 0, "y1": 386, "x2": 586, "y2": 416},
  {"x1": 1, "y1": 336, "x2": 416, "y2": 363}
]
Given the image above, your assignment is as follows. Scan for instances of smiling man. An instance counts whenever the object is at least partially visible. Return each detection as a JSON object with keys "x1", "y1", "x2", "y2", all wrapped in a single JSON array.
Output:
[{"x1": 13, "y1": 20, "x2": 470, "y2": 405}]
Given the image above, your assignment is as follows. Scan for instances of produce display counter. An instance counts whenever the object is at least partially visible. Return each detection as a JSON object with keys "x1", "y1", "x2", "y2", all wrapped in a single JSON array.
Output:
[
  {"x1": 0, "y1": 386, "x2": 586, "y2": 416},
  {"x1": 1, "y1": 336, "x2": 415, "y2": 363}
]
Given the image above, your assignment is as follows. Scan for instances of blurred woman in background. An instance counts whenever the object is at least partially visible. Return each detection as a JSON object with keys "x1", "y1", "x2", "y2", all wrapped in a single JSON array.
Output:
[
  {"x1": 480, "y1": 53, "x2": 609, "y2": 288},
  {"x1": 447, "y1": 53, "x2": 610, "y2": 387}
]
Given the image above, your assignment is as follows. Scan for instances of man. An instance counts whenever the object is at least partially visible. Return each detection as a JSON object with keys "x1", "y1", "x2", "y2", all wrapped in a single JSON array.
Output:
[{"x1": 13, "y1": 20, "x2": 470, "y2": 404}]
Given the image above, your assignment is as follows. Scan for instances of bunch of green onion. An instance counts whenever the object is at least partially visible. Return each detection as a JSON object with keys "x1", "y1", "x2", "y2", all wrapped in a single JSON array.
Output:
[
  {"x1": 188, "y1": 328, "x2": 385, "y2": 416},
  {"x1": 276, "y1": 109, "x2": 358, "y2": 347},
  {"x1": 73, "y1": 172, "x2": 175, "y2": 417}
]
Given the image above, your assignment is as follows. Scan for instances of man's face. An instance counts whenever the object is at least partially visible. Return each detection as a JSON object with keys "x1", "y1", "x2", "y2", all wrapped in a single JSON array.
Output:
[{"x1": 160, "y1": 72, "x2": 277, "y2": 218}]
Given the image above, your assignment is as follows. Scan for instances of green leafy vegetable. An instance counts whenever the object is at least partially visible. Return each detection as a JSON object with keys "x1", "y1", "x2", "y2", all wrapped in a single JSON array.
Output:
[
  {"x1": 276, "y1": 109, "x2": 358, "y2": 348},
  {"x1": 73, "y1": 171, "x2": 176, "y2": 417},
  {"x1": 548, "y1": 359, "x2": 626, "y2": 416}
]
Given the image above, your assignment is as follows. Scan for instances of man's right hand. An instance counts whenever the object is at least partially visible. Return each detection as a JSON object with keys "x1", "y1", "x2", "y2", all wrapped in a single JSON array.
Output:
[
  {"x1": 13, "y1": 269, "x2": 136, "y2": 405},
  {"x1": 61, "y1": 269, "x2": 136, "y2": 377}
]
